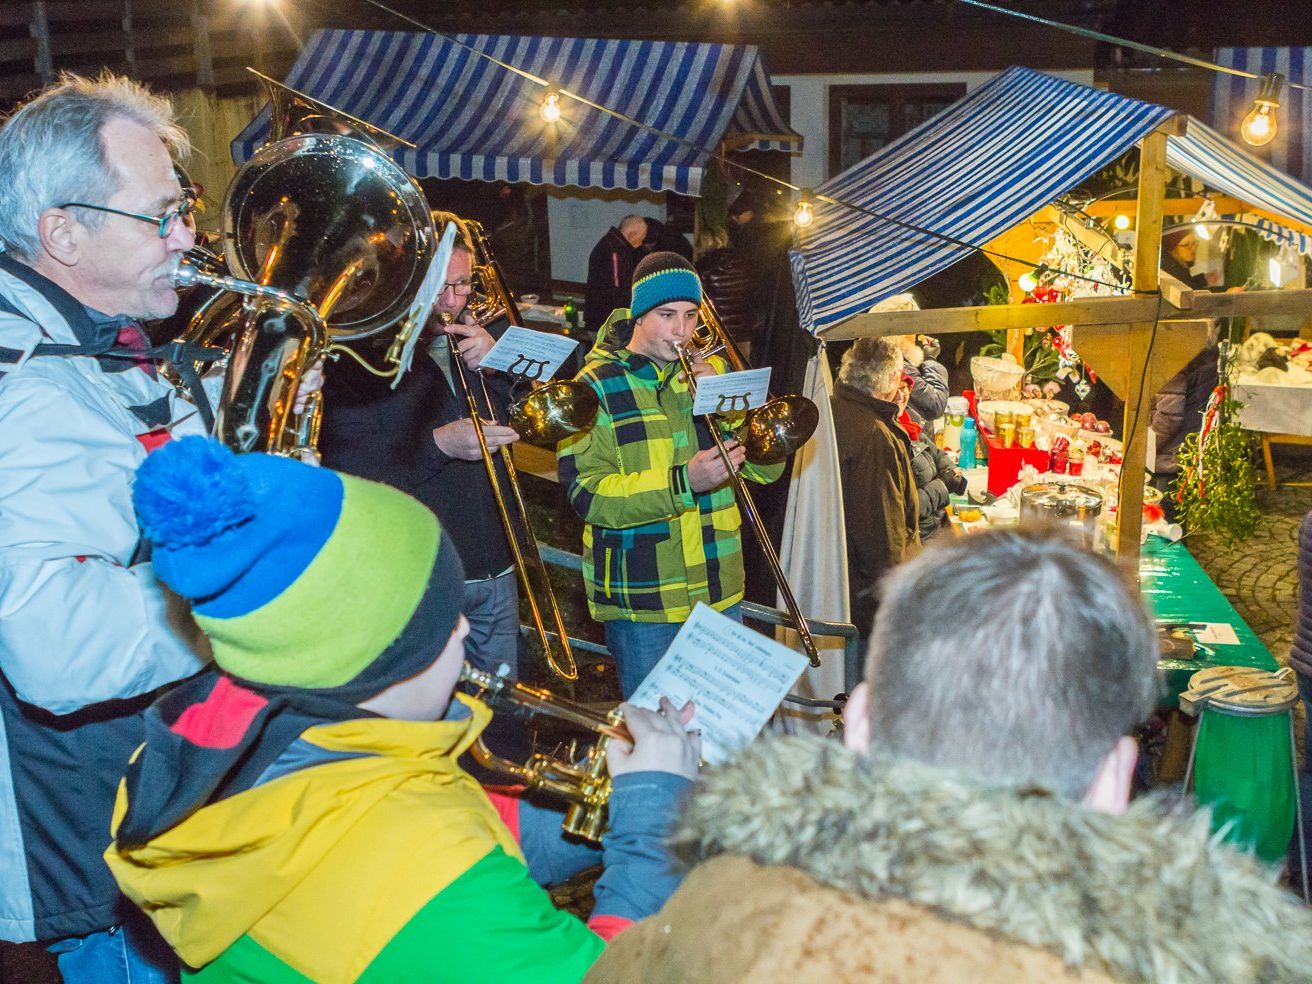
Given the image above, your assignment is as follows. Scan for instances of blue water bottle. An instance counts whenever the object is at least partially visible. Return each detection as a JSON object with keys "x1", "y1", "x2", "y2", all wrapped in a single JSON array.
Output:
[{"x1": 959, "y1": 416, "x2": 978, "y2": 470}]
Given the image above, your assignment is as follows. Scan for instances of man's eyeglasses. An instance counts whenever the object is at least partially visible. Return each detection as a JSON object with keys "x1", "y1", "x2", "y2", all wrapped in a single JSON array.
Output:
[
  {"x1": 57, "y1": 188, "x2": 199, "y2": 239},
  {"x1": 441, "y1": 277, "x2": 473, "y2": 295}
]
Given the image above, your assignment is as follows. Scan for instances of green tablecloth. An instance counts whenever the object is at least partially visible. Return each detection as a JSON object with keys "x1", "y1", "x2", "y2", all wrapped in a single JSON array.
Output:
[
  {"x1": 1139, "y1": 538, "x2": 1291, "y2": 862},
  {"x1": 1140, "y1": 537, "x2": 1277, "y2": 696}
]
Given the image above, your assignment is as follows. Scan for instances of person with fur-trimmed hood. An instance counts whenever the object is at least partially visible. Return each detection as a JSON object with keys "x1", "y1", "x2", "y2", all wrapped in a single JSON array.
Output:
[{"x1": 586, "y1": 528, "x2": 1312, "y2": 983}]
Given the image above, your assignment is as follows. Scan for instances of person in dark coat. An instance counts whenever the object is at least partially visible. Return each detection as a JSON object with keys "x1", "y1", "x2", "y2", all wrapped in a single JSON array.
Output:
[
  {"x1": 318, "y1": 212, "x2": 521, "y2": 679},
  {"x1": 643, "y1": 215, "x2": 693, "y2": 260},
  {"x1": 695, "y1": 227, "x2": 756, "y2": 352},
  {"x1": 831, "y1": 337, "x2": 920, "y2": 641},
  {"x1": 584, "y1": 215, "x2": 646, "y2": 334},
  {"x1": 1149, "y1": 339, "x2": 1219, "y2": 522},
  {"x1": 898, "y1": 384, "x2": 967, "y2": 542}
]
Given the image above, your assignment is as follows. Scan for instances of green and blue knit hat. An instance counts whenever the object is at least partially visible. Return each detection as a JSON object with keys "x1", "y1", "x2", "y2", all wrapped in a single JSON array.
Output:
[
  {"x1": 132, "y1": 437, "x2": 464, "y2": 699},
  {"x1": 630, "y1": 251, "x2": 702, "y2": 320}
]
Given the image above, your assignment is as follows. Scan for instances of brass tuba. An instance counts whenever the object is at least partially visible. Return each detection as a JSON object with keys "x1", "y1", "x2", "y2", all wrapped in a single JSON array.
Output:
[{"x1": 171, "y1": 73, "x2": 436, "y2": 457}]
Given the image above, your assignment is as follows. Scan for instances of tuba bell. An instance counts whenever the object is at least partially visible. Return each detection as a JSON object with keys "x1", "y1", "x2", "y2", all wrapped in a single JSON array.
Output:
[{"x1": 171, "y1": 73, "x2": 436, "y2": 458}]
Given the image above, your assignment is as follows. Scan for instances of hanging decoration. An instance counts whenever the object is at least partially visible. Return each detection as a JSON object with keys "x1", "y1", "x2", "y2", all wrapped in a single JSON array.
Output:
[{"x1": 982, "y1": 228, "x2": 1127, "y2": 395}]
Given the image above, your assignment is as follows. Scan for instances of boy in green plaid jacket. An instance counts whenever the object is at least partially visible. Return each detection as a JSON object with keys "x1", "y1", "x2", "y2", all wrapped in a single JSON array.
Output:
[{"x1": 558, "y1": 253, "x2": 783, "y2": 696}]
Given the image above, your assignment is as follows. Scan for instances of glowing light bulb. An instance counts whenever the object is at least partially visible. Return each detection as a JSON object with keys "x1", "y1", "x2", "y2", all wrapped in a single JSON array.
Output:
[
  {"x1": 793, "y1": 190, "x2": 815, "y2": 229},
  {"x1": 1113, "y1": 213, "x2": 1131, "y2": 231},
  {"x1": 1017, "y1": 271, "x2": 1038, "y2": 293},
  {"x1": 1241, "y1": 73, "x2": 1283, "y2": 147},
  {"x1": 540, "y1": 89, "x2": 561, "y2": 124},
  {"x1": 1270, "y1": 256, "x2": 1284, "y2": 287}
]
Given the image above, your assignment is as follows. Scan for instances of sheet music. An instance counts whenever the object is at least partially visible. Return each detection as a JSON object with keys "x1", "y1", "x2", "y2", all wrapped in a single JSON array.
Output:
[
  {"x1": 690, "y1": 367, "x2": 771, "y2": 416},
  {"x1": 629, "y1": 603, "x2": 807, "y2": 764},
  {"x1": 479, "y1": 325, "x2": 580, "y2": 381}
]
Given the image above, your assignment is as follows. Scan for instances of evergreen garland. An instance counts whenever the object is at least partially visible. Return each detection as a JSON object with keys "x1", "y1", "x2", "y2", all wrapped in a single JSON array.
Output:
[{"x1": 1174, "y1": 379, "x2": 1261, "y2": 542}]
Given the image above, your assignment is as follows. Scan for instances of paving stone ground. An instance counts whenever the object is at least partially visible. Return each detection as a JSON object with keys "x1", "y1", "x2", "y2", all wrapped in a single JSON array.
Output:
[{"x1": 1184, "y1": 443, "x2": 1311, "y2": 764}]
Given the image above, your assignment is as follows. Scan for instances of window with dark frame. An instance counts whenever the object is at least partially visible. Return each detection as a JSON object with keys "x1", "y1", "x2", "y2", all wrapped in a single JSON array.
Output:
[{"x1": 828, "y1": 83, "x2": 967, "y2": 178}]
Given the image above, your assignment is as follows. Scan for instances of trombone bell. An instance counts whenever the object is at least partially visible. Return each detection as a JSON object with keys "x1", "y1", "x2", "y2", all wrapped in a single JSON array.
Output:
[
  {"x1": 508, "y1": 379, "x2": 600, "y2": 447},
  {"x1": 735, "y1": 394, "x2": 820, "y2": 465}
]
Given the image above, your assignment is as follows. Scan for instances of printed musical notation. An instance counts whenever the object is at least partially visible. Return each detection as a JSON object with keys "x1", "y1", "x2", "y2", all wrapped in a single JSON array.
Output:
[
  {"x1": 690, "y1": 366, "x2": 771, "y2": 416},
  {"x1": 629, "y1": 603, "x2": 807, "y2": 764},
  {"x1": 480, "y1": 326, "x2": 580, "y2": 381}
]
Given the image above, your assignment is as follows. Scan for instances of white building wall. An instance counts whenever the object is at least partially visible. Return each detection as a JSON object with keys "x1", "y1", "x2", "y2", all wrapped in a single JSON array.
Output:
[
  {"x1": 546, "y1": 189, "x2": 667, "y2": 286},
  {"x1": 544, "y1": 68, "x2": 1095, "y2": 284}
]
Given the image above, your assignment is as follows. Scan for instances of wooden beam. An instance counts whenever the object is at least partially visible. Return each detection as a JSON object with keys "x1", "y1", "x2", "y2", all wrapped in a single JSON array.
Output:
[
  {"x1": 1118, "y1": 130, "x2": 1169, "y2": 561},
  {"x1": 1189, "y1": 287, "x2": 1312, "y2": 319},
  {"x1": 1083, "y1": 196, "x2": 1248, "y2": 218},
  {"x1": 1159, "y1": 271, "x2": 1194, "y2": 310},
  {"x1": 827, "y1": 295, "x2": 1166, "y2": 339}
]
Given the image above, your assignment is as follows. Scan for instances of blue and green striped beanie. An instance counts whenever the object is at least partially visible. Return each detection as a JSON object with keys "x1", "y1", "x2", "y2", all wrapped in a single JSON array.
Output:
[
  {"x1": 132, "y1": 437, "x2": 464, "y2": 699},
  {"x1": 630, "y1": 251, "x2": 702, "y2": 320}
]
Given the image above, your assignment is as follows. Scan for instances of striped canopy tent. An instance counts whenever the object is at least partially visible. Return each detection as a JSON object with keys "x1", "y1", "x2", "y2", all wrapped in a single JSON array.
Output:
[
  {"x1": 792, "y1": 66, "x2": 1312, "y2": 335},
  {"x1": 232, "y1": 29, "x2": 799, "y2": 196},
  {"x1": 1213, "y1": 48, "x2": 1312, "y2": 189}
]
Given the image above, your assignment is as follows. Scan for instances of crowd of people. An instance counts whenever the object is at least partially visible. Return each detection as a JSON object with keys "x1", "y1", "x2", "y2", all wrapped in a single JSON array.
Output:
[{"x1": 1, "y1": 72, "x2": 1311, "y2": 984}]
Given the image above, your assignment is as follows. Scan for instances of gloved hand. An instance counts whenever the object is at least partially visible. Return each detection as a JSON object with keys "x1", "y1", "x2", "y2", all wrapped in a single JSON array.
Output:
[
  {"x1": 939, "y1": 466, "x2": 968, "y2": 495},
  {"x1": 917, "y1": 334, "x2": 941, "y2": 360}
]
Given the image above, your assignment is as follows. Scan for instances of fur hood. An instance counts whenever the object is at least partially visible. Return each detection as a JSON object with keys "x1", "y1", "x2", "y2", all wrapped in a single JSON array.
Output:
[{"x1": 670, "y1": 736, "x2": 1312, "y2": 983}]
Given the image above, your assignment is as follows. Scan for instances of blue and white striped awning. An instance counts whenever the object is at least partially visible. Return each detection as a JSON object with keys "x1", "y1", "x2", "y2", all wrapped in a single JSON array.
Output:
[
  {"x1": 1212, "y1": 48, "x2": 1311, "y2": 189},
  {"x1": 232, "y1": 30, "x2": 799, "y2": 196},
  {"x1": 794, "y1": 66, "x2": 1312, "y2": 335},
  {"x1": 791, "y1": 68, "x2": 1173, "y2": 335}
]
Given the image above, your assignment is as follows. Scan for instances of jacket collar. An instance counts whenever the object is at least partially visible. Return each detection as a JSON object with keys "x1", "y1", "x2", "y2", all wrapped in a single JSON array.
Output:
[
  {"x1": 834, "y1": 380, "x2": 900, "y2": 419},
  {"x1": 672, "y1": 736, "x2": 1312, "y2": 982},
  {"x1": 0, "y1": 251, "x2": 127, "y2": 355}
]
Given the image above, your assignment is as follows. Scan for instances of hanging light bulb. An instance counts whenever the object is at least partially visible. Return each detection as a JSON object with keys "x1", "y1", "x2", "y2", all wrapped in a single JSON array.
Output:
[
  {"x1": 1113, "y1": 213, "x2": 1131, "y2": 231},
  {"x1": 539, "y1": 88, "x2": 562, "y2": 124},
  {"x1": 1017, "y1": 270, "x2": 1038, "y2": 293},
  {"x1": 1269, "y1": 255, "x2": 1284, "y2": 287},
  {"x1": 793, "y1": 189, "x2": 815, "y2": 229},
  {"x1": 1240, "y1": 73, "x2": 1283, "y2": 147}
]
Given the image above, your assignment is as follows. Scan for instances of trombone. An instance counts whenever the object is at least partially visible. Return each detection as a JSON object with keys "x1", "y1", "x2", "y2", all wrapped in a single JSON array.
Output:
[
  {"x1": 678, "y1": 300, "x2": 822, "y2": 666},
  {"x1": 444, "y1": 222, "x2": 597, "y2": 682},
  {"x1": 462, "y1": 663, "x2": 621, "y2": 842}
]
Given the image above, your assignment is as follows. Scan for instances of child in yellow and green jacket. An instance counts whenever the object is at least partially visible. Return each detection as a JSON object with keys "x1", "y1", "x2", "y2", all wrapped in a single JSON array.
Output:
[{"x1": 105, "y1": 437, "x2": 699, "y2": 983}]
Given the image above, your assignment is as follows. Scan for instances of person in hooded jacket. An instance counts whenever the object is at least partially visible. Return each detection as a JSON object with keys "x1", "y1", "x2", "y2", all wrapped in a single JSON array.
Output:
[{"x1": 585, "y1": 528, "x2": 1312, "y2": 983}]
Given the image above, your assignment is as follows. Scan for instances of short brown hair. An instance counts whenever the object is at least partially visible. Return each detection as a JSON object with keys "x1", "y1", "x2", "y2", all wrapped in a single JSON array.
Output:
[{"x1": 429, "y1": 210, "x2": 474, "y2": 255}]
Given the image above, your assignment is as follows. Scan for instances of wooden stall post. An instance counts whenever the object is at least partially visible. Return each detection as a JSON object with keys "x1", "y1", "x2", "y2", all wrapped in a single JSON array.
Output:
[{"x1": 1116, "y1": 128, "x2": 1168, "y2": 559}]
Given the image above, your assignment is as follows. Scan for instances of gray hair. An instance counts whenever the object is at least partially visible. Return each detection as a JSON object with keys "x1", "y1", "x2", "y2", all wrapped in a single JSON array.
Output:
[
  {"x1": 0, "y1": 72, "x2": 189, "y2": 259},
  {"x1": 838, "y1": 336, "x2": 903, "y2": 397},
  {"x1": 866, "y1": 527, "x2": 1160, "y2": 799}
]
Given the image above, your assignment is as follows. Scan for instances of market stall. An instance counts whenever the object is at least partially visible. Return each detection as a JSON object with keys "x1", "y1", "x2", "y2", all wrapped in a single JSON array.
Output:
[
  {"x1": 784, "y1": 66, "x2": 1312, "y2": 855},
  {"x1": 1231, "y1": 334, "x2": 1312, "y2": 487}
]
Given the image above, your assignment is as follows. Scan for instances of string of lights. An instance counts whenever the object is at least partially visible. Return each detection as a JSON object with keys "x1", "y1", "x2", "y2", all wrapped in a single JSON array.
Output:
[
  {"x1": 955, "y1": 0, "x2": 1305, "y2": 147},
  {"x1": 351, "y1": 0, "x2": 1133, "y2": 295}
]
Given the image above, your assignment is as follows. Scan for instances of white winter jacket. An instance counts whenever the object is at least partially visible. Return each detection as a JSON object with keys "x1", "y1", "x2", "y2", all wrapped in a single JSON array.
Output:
[{"x1": 0, "y1": 264, "x2": 212, "y2": 715}]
